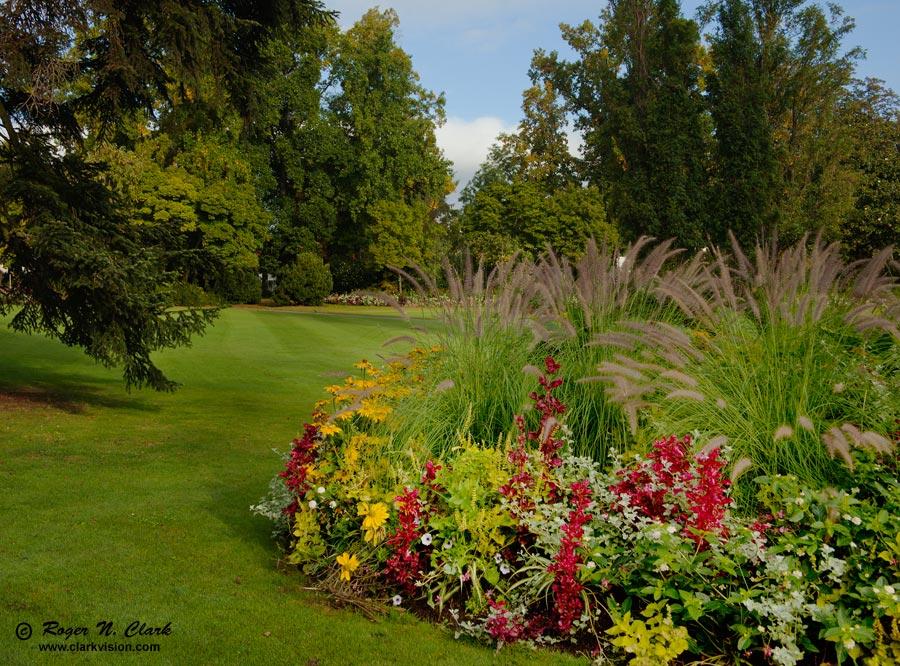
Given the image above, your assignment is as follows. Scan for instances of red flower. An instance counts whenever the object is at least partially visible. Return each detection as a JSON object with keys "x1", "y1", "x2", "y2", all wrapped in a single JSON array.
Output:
[{"x1": 610, "y1": 435, "x2": 733, "y2": 545}]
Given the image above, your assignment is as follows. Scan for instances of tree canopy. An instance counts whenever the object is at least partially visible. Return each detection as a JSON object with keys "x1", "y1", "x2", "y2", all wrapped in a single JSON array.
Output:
[
  {"x1": 462, "y1": 0, "x2": 892, "y2": 256},
  {"x1": 0, "y1": 0, "x2": 333, "y2": 390}
]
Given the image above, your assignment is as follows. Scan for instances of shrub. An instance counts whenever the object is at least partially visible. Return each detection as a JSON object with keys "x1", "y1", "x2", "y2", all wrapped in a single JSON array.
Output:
[
  {"x1": 171, "y1": 281, "x2": 218, "y2": 307},
  {"x1": 210, "y1": 266, "x2": 262, "y2": 304},
  {"x1": 589, "y1": 234, "x2": 900, "y2": 506},
  {"x1": 274, "y1": 252, "x2": 333, "y2": 306}
]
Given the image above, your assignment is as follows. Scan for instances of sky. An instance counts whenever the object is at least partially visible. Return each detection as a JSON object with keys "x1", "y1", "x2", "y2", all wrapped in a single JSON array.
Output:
[{"x1": 327, "y1": 1, "x2": 900, "y2": 197}]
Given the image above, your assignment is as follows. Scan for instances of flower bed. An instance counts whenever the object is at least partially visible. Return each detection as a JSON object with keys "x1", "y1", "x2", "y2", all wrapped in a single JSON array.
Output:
[
  {"x1": 254, "y1": 354, "x2": 900, "y2": 665},
  {"x1": 325, "y1": 291, "x2": 450, "y2": 308}
]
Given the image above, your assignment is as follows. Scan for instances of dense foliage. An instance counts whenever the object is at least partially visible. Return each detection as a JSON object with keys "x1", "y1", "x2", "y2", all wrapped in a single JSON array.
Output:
[
  {"x1": 256, "y1": 354, "x2": 900, "y2": 664},
  {"x1": 274, "y1": 252, "x2": 333, "y2": 306},
  {"x1": 0, "y1": 0, "x2": 333, "y2": 388},
  {"x1": 1, "y1": 2, "x2": 453, "y2": 387},
  {"x1": 257, "y1": 236, "x2": 900, "y2": 664},
  {"x1": 461, "y1": 0, "x2": 899, "y2": 259}
]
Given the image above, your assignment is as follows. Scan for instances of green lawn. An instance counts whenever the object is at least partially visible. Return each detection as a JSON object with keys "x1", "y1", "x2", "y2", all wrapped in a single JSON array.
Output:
[{"x1": 0, "y1": 308, "x2": 582, "y2": 665}]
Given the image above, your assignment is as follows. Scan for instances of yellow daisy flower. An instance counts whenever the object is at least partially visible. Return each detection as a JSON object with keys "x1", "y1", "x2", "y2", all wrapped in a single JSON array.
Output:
[
  {"x1": 358, "y1": 502, "x2": 389, "y2": 543},
  {"x1": 336, "y1": 552, "x2": 360, "y2": 581},
  {"x1": 319, "y1": 423, "x2": 342, "y2": 437}
]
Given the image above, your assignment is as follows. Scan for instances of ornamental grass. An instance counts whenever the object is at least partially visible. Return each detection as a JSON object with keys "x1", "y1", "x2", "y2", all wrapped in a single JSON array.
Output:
[
  {"x1": 255, "y1": 353, "x2": 900, "y2": 665},
  {"x1": 257, "y1": 234, "x2": 900, "y2": 664}
]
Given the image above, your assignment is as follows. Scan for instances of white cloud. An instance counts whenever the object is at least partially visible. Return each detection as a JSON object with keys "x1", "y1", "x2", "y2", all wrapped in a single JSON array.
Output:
[{"x1": 435, "y1": 116, "x2": 517, "y2": 196}]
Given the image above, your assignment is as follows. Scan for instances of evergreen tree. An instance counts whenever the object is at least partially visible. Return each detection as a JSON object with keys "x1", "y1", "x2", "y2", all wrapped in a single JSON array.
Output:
[
  {"x1": 0, "y1": 0, "x2": 331, "y2": 389},
  {"x1": 707, "y1": 0, "x2": 779, "y2": 249},
  {"x1": 840, "y1": 78, "x2": 900, "y2": 260},
  {"x1": 737, "y1": 0, "x2": 861, "y2": 242}
]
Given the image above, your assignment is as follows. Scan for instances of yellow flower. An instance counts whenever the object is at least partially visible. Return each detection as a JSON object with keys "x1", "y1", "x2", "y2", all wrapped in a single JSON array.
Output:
[
  {"x1": 357, "y1": 399, "x2": 392, "y2": 422},
  {"x1": 319, "y1": 423, "x2": 342, "y2": 437},
  {"x1": 336, "y1": 552, "x2": 360, "y2": 581},
  {"x1": 358, "y1": 502, "x2": 389, "y2": 543}
]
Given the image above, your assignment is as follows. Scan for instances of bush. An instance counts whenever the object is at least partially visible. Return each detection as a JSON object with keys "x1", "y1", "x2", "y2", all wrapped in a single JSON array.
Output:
[
  {"x1": 274, "y1": 252, "x2": 333, "y2": 306},
  {"x1": 171, "y1": 281, "x2": 218, "y2": 307},
  {"x1": 210, "y1": 266, "x2": 262, "y2": 304}
]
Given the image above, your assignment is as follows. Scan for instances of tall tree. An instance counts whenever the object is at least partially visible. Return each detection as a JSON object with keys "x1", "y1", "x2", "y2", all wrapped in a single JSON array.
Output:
[
  {"x1": 707, "y1": 0, "x2": 779, "y2": 249},
  {"x1": 322, "y1": 9, "x2": 453, "y2": 287},
  {"x1": 703, "y1": 0, "x2": 861, "y2": 243},
  {"x1": 459, "y1": 71, "x2": 615, "y2": 263},
  {"x1": 549, "y1": 0, "x2": 711, "y2": 249},
  {"x1": 0, "y1": 0, "x2": 332, "y2": 390},
  {"x1": 840, "y1": 78, "x2": 900, "y2": 260}
]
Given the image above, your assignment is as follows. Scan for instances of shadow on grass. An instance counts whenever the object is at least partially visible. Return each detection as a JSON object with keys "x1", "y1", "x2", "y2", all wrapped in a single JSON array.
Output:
[
  {"x1": 207, "y1": 478, "x2": 285, "y2": 559},
  {"x1": 0, "y1": 369, "x2": 161, "y2": 415}
]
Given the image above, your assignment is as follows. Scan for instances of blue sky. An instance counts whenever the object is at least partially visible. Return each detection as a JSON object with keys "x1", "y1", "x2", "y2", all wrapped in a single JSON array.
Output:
[{"x1": 328, "y1": 1, "x2": 900, "y2": 194}]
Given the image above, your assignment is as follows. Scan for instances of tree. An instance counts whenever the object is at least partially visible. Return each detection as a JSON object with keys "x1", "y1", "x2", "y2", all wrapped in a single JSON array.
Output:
[
  {"x1": 98, "y1": 128, "x2": 271, "y2": 299},
  {"x1": 702, "y1": 0, "x2": 861, "y2": 243},
  {"x1": 549, "y1": 0, "x2": 712, "y2": 249},
  {"x1": 322, "y1": 9, "x2": 453, "y2": 286},
  {"x1": 0, "y1": 0, "x2": 332, "y2": 390},
  {"x1": 706, "y1": 0, "x2": 779, "y2": 249},
  {"x1": 459, "y1": 64, "x2": 616, "y2": 262},
  {"x1": 840, "y1": 79, "x2": 900, "y2": 260}
]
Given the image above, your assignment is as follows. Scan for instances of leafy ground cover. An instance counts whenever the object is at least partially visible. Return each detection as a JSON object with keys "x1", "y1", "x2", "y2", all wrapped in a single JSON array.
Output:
[{"x1": 0, "y1": 308, "x2": 580, "y2": 666}]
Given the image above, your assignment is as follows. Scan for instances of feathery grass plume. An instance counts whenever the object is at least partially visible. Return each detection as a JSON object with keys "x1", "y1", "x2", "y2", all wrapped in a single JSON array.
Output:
[
  {"x1": 583, "y1": 232, "x2": 900, "y2": 509},
  {"x1": 701, "y1": 435, "x2": 729, "y2": 455},
  {"x1": 773, "y1": 425, "x2": 794, "y2": 442},
  {"x1": 377, "y1": 252, "x2": 544, "y2": 460},
  {"x1": 525, "y1": 238, "x2": 690, "y2": 460},
  {"x1": 730, "y1": 457, "x2": 753, "y2": 484},
  {"x1": 849, "y1": 245, "x2": 898, "y2": 300},
  {"x1": 383, "y1": 335, "x2": 418, "y2": 347},
  {"x1": 822, "y1": 426, "x2": 853, "y2": 471},
  {"x1": 433, "y1": 379, "x2": 454, "y2": 393},
  {"x1": 660, "y1": 369, "x2": 699, "y2": 387},
  {"x1": 534, "y1": 237, "x2": 684, "y2": 341},
  {"x1": 860, "y1": 430, "x2": 894, "y2": 454},
  {"x1": 665, "y1": 389, "x2": 705, "y2": 402},
  {"x1": 823, "y1": 427, "x2": 854, "y2": 469},
  {"x1": 655, "y1": 249, "x2": 718, "y2": 326}
]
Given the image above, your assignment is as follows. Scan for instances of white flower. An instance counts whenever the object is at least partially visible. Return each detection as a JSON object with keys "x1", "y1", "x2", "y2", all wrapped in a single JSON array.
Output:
[
  {"x1": 586, "y1": 561, "x2": 596, "y2": 570},
  {"x1": 329, "y1": 501, "x2": 336, "y2": 509},
  {"x1": 308, "y1": 500, "x2": 317, "y2": 509},
  {"x1": 666, "y1": 523, "x2": 678, "y2": 534},
  {"x1": 499, "y1": 563, "x2": 511, "y2": 575},
  {"x1": 443, "y1": 539, "x2": 454, "y2": 550},
  {"x1": 421, "y1": 533, "x2": 433, "y2": 546},
  {"x1": 843, "y1": 639, "x2": 856, "y2": 651},
  {"x1": 494, "y1": 553, "x2": 503, "y2": 564},
  {"x1": 317, "y1": 486, "x2": 326, "y2": 494},
  {"x1": 392, "y1": 595, "x2": 403, "y2": 606},
  {"x1": 851, "y1": 515, "x2": 862, "y2": 526}
]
